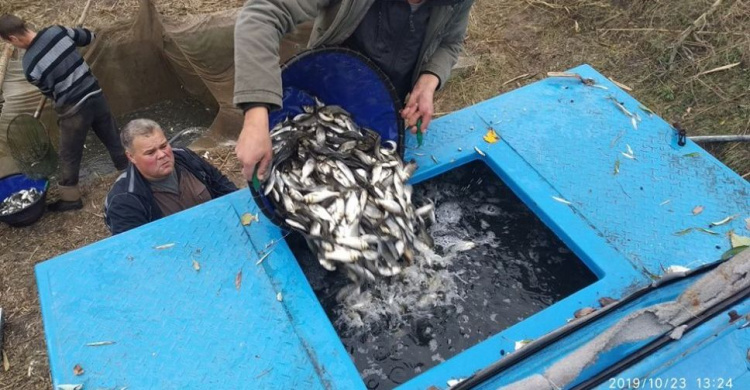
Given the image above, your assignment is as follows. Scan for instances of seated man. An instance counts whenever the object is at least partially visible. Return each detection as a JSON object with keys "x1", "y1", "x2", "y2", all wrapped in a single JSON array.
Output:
[{"x1": 105, "y1": 119, "x2": 238, "y2": 235}]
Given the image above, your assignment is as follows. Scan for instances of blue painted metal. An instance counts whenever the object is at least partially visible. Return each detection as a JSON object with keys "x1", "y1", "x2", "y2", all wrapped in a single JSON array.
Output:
[
  {"x1": 600, "y1": 299, "x2": 750, "y2": 390},
  {"x1": 36, "y1": 64, "x2": 749, "y2": 389},
  {"x1": 36, "y1": 193, "x2": 362, "y2": 389}
]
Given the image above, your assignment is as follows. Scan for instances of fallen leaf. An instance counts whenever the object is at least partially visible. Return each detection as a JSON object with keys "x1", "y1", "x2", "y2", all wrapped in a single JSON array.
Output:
[
  {"x1": 697, "y1": 228, "x2": 719, "y2": 236},
  {"x1": 574, "y1": 20, "x2": 580, "y2": 33},
  {"x1": 631, "y1": 116, "x2": 638, "y2": 130},
  {"x1": 552, "y1": 196, "x2": 572, "y2": 205},
  {"x1": 192, "y1": 259, "x2": 201, "y2": 272},
  {"x1": 613, "y1": 159, "x2": 620, "y2": 175},
  {"x1": 659, "y1": 199, "x2": 671, "y2": 206},
  {"x1": 683, "y1": 152, "x2": 700, "y2": 158},
  {"x1": 483, "y1": 128, "x2": 500, "y2": 144},
  {"x1": 674, "y1": 228, "x2": 694, "y2": 236},
  {"x1": 721, "y1": 246, "x2": 748, "y2": 260},
  {"x1": 2, "y1": 350, "x2": 9, "y2": 371},
  {"x1": 154, "y1": 243, "x2": 175, "y2": 250},
  {"x1": 86, "y1": 341, "x2": 116, "y2": 347},
  {"x1": 621, "y1": 152, "x2": 635, "y2": 160},
  {"x1": 626, "y1": 144, "x2": 634, "y2": 156},
  {"x1": 241, "y1": 213, "x2": 258, "y2": 226},
  {"x1": 639, "y1": 105, "x2": 655, "y2": 115},
  {"x1": 730, "y1": 231, "x2": 750, "y2": 248},
  {"x1": 514, "y1": 339, "x2": 533, "y2": 351},
  {"x1": 73, "y1": 364, "x2": 84, "y2": 376},
  {"x1": 692, "y1": 206, "x2": 704, "y2": 215},
  {"x1": 235, "y1": 270, "x2": 243, "y2": 291},
  {"x1": 276, "y1": 292, "x2": 283, "y2": 302},
  {"x1": 710, "y1": 215, "x2": 737, "y2": 227}
]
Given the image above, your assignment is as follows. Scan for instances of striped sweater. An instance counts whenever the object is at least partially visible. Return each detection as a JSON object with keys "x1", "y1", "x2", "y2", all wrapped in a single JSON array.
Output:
[{"x1": 22, "y1": 25, "x2": 101, "y2": 113}]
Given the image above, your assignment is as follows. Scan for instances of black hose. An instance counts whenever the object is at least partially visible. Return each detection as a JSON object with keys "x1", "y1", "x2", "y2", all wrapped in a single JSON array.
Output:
[{"x1": 451, "y1": 260, "x2": 726, "y2": 390}]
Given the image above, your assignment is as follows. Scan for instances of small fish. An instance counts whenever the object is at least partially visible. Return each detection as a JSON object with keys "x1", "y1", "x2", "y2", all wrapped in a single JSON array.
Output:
[
  {"x1": 276, "y1": 292, "x2": 283, "y2": 302},
  {"x1": 431, "y1": 155, "x2": 439, "y2": 164},
  {"x1": 709, "y1": 215, "x2": 737, "y2": 227},
  {"x1": 86, "y1": 341, "x2": 116, "y2": 347},
  {"x1": 674, "y1": 228, "x2": 694, "y2": 236},
  {"x1": 552, "y1": 196, "x2": 572, "y2": 205},
  {"x1": 639, "y1": 104, "x2": 655, "y2": 115},
  {"x1": 697, "y1": 227, "x2": 719, "y2": 236},
  {"x1": 192, "y1": 259, "x2": 200, "y2": 272},
  {"x1": 154, "y1": 243, "x2": 175, "y2": 250},
  {"x1": 613, "y1": 159, "x2": 620, "y2": 175},
  {"x1": 304, "y1": 190, "x2": 340, "y2": 204},
  {"x1": 474, "y1": 146, "x2": 486, "y2": 157}
]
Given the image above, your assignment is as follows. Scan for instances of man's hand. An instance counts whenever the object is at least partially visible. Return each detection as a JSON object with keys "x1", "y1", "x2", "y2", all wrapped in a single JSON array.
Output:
[
  {"x1": 236, "y1": 106, "x2": 272, "y2": 181},
  {"x1": 401, "y1": 73, "x2": 440, "y2": 134}
]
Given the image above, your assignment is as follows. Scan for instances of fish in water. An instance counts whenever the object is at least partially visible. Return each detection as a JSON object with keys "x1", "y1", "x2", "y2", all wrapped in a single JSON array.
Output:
[
  {"x1": 262, "y1": 98, "x2": 435, "y2": 284},
  {"x1": 0, "y1": 188, "x2": 42, "y2": 215}
]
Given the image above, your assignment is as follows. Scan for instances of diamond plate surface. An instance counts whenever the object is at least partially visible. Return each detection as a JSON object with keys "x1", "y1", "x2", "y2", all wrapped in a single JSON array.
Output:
[
  {"x1": 401, "y1": 64, "x2": 749, "y2": 389},
  {"x1": 36, "y1": 191, "x2": 361, "y2": 389}
]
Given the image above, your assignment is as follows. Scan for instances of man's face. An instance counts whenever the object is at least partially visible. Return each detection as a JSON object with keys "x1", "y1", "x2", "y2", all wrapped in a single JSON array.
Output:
[{"x1": 126, "y1": 128, "x2": 174, "y2": 181}]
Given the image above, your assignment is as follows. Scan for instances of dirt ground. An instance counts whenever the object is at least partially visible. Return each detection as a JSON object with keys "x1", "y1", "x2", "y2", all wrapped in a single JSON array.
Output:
[{"x1": 0, "y1": 0, "x2": 748, "y2": 388}]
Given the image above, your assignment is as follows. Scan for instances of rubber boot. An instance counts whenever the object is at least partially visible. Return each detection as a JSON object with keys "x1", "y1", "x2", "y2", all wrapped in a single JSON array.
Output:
[{"x1": 48, "y1": 185, "x2": 83, "y2": 212}]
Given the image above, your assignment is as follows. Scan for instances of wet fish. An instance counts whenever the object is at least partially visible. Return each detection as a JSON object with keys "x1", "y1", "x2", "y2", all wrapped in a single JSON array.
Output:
[
  {"x1": 263, "y1": 100, "x2": 435, "y2": 284},
  {"x1": 0, "y1": 188, "x2": 42, "y2": 215}
]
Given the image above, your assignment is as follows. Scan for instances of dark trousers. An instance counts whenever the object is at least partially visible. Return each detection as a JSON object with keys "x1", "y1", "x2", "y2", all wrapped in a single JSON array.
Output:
[{"x1": 57, "y1": 93, "x2": 128, "y2": 186}]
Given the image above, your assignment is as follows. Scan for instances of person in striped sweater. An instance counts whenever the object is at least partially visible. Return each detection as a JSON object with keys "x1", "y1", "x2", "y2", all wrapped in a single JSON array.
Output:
[{"x1": 0, "y1": 14, "x2": 127, "y2": 212}]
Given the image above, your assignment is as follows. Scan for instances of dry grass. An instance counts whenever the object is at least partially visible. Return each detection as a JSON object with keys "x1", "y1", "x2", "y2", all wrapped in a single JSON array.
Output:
[
  {"x1": 436, "y1": 0, "x2": 749, "y2": 175},
  {"x1": 0, "y1": 0, "x2": 748, "y2": 389}
]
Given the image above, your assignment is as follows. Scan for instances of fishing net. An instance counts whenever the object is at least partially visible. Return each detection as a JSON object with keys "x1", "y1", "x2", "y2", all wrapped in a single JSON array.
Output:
[
  {"x1": 6, "y1": 113, "x2": 58, "y2": 179},
  {"x1": 0, "y1": 0, "x2": 314, "y2": 177}
]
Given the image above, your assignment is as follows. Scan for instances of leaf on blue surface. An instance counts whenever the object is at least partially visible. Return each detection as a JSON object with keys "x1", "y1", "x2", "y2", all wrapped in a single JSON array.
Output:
[
  {"x1": 730, "y1": 231, "x2": 750, "y2": 248},
  {"x1": 721, "y1": 246, "x2": 748, "y2": 260}
]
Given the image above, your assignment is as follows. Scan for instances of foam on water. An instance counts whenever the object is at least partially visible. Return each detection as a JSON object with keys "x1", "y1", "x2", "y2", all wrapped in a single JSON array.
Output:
[{"x1": 292, "y1": 160, "x2": 597, "y2": 389}]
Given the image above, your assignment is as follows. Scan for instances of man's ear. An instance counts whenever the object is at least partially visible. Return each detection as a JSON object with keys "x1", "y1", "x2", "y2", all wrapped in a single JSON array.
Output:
[{"x1": 125, "y1": 149, "x2": 136, "y2": 164}]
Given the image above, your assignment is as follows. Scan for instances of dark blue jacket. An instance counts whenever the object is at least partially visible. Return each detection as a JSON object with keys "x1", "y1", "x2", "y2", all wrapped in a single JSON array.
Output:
[{"x1": 104, "y1": 148, "x2": 238, "y2": 235}]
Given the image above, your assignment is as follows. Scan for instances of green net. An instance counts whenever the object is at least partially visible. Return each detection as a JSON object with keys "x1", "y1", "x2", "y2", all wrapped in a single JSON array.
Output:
[{"x1": 6, "y1": 113, "x2": 58, "y2": 179}]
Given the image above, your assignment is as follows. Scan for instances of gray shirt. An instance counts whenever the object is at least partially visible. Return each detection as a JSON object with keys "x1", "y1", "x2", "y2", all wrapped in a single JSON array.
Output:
[{"x1": 148, "y1": 167, "x2": 179, "y2": 195}]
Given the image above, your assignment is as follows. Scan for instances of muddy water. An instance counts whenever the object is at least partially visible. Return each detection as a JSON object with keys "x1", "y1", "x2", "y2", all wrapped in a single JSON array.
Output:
[
  {"x1": 291, "y1": 160, "x2": 598, "y2": 389},
  {"x1": 75, "y1": 98, "x2": 216, "y2": 183}
]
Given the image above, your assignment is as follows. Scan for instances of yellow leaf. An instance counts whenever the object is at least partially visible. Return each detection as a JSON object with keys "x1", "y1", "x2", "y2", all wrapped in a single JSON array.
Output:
[
  {"x1": 2, "y1": 350, "x2": 9, "y2": 371},
  {"x1": 692, "y1": 206, "x2": 704, "y2": 215},
  {"x1": 483, "y1": 129, "x2": 500, "y2": 144},
  {"x1": 730, "y1": 231, "x2": 750, "y2": 249},
  {"x1": 241, "y1": 213, "x2": 258, "y2": 226}
]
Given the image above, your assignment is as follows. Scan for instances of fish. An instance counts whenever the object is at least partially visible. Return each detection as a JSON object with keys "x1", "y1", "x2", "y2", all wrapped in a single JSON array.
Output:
[
  {"x1": 261, "y1": 99, "x2": 435, "y2": 285},
  {"x1": 1, "y1": 188, "x2": 42, "y2": 215}
]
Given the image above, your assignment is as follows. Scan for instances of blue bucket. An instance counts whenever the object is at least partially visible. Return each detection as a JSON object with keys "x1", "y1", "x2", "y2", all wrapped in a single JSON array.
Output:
[
  {"x1": 249, "y1": 47, "x2": 405, "y2": 227},
  {"x1": 0, "y1": 174, "x2": 49, "y2": 227}
]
